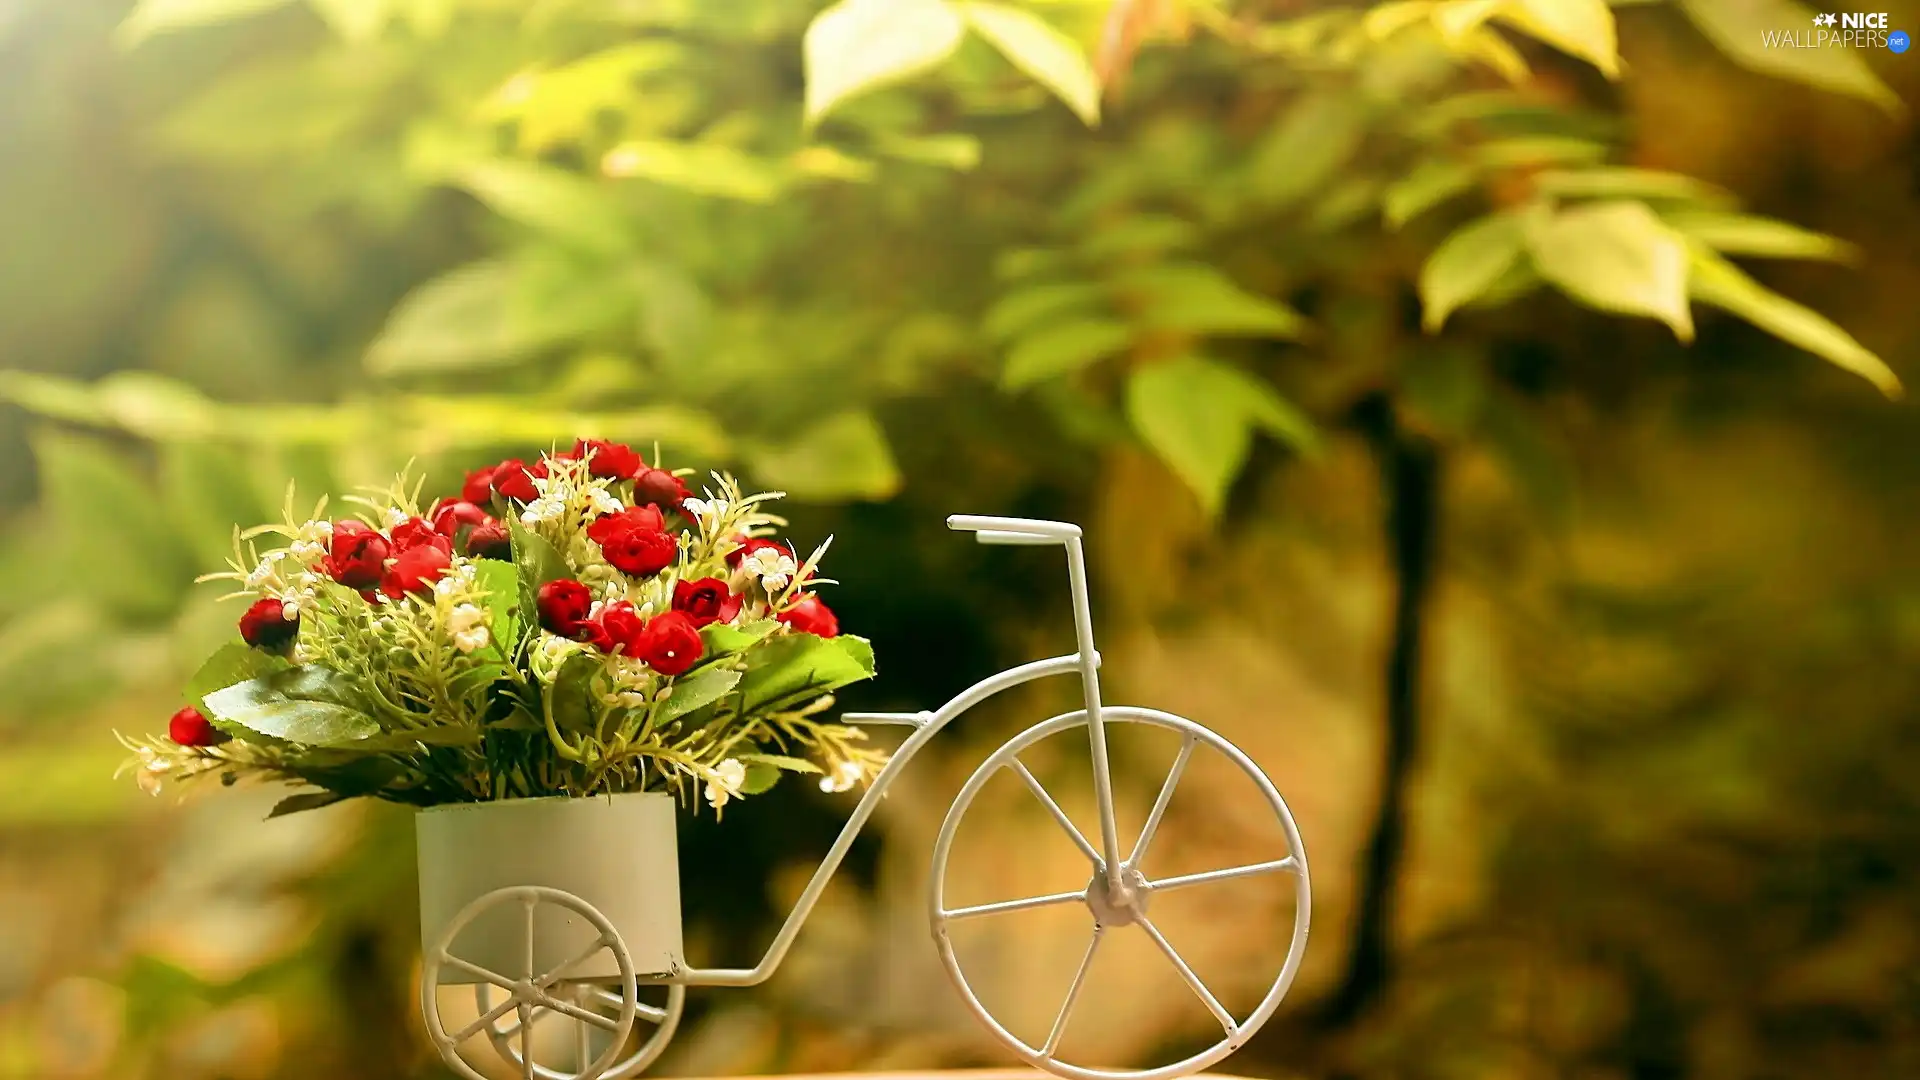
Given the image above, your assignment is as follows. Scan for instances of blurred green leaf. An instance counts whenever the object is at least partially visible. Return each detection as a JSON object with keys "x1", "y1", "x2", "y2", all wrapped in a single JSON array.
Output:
[
  {"x1": 453, "y1": 162, "x2": 631, "y2": 255},
  {"x1": 1687, "y1": 247, "x2": 1901, "y2": 398},
  {"x1": 34, "y1": 430, "x2": 196, "y2": 620},
  {"x1": 162, "y1": 441, "x2": 268, "y2": 569},
  {"x1": 1678, "y1": 0, "x2": 1900, "y2": 114},
  {"x1": 1250, "y1": 92, "x2": 1369, "y2": 209},
  {"x1": 1527, "y1": 200, "x2": 1694, "y2": 341},
  {"x1": 1384, "y1": 158, "x2": 1477, "y2": 228},
  {"x1": 747, "y1": 411, "x2": 902, "y2": 501},
  {"x1": 959, "y1": 2, "x2": 1101, "y2": 125},
  {"x1": 117, "y1": 0, "x2": 291, "y2": 48},
  {"x1": 366, "y1": 258, "x2": 630, "y2": 376},
  {"x1": 740, "y1": 762, "x2": 782, "y2": 794},
  {"x1": 602, "y1": 140, "x2": 787, "y2": 202},
  {"x1": 1001, "y1": 318, "x2": 1132, "y2": 387},
  {"x1": 804, "y1": 0, "x2": 967, "y2": 125},
  {"x1": 1420, "y1": 209, "x2": 1529, "y2": 331},
  {"x1": 1118, "y1": 263, "x2": 1307, "y2": 339},
  {"x1": 1662, "y1": 211, "x2": 1859, "y2": 263},
  {"x1": 1494, "y1": 0, "x2": 1619, "y2": 77},
  {"x1": 1531, "y1": 167, "x2": 1729, "y2": 204},
  {"x1": 1125, "y1": 355, "x2": 1315, "y2": 516},
  {"x1": 1473, "y1": 136, "x2": 1609, "y2": 169},
  {"x1": 984, "y1": 282, "x2": 1106, "y2": 341}
]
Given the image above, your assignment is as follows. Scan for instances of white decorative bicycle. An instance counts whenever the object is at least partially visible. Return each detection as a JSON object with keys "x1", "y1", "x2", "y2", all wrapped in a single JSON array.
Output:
[{"x1": 420, "y1": 516, "x2": 1311, "y2": 1080}]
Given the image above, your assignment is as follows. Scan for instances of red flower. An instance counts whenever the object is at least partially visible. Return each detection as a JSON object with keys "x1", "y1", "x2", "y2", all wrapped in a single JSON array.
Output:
[
  {"x1": 536, "y1": 579, "x2": 594, "y2": 638},
  {"x1": 672, "y1": 577, "x2": 741, "y2": 628},
  {"x1": 635, "y1": 611, "x2": 704, "y2": 676},
  {"x1": 168, "y1": 706, "x2": 225, "y2": 748},
  {"x1": 632, "y1": 465, "x2": 691, "y2": 512},
  {"x1": 326, "y1": 520, "x2": 391, "y2": 589},
  {"x1": 465, "y1": 520, "x2": 511, "y2": 560},
  {"x1": 585, "y1": 600, "x2": 646, "y2": 654},
  {"x1": 587, "y1": 506, "x2": 678, "y2": 577},
  {"x1": 388, "y1": 516, "x2": 441, "y2": 553},
  {"x1": 238, "y1": 597, "x2": 298, "y2": 649},
  {"x1": 460, "y1": 467, "x2": 496, "y2": 505},
  {"x1": 381, "y1": 539, "x2": 451, "y2": 599},
  {"x1": 724, "y1": 536, "x2": 793, "y2": 568},
  {"x1": 491, "y1": 459, "x2": 540, "y2": 502},
  {"x1": 569, "y1": 439, "x2": 643, "y2": 480},
  {"x1": 777, "y1": 594, "x2": 840, "y2": 638},
  {"x1": 430, "y1": 500, "x2": 491, "y2": 537}
]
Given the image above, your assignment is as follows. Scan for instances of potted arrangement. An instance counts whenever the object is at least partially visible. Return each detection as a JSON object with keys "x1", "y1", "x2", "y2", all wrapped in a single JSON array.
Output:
[{"x1": 121, "y1": 440, "x2": 883, "y2": 992}]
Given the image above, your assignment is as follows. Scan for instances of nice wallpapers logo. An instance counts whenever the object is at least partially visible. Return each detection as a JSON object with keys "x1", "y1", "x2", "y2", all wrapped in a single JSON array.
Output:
[{"x1": 1762, "y1": 11, "x2": 1911, "y2": 51}]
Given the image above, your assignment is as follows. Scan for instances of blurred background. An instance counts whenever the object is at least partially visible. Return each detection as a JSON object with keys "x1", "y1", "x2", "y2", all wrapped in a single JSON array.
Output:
[{"x1": 1, "y1": 0, "x2": 1917, "y2": 1077}]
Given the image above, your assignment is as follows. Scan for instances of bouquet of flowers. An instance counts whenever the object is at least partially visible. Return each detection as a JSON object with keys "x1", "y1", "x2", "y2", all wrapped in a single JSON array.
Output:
[{"x1": 122, "y1": 441, "x2": 884, "y2": 817}]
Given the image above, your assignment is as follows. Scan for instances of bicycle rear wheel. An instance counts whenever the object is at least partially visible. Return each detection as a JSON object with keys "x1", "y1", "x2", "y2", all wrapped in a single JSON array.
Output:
[{"x1": 929, "y1": 706, "x2": 1310, "y2": 1080}]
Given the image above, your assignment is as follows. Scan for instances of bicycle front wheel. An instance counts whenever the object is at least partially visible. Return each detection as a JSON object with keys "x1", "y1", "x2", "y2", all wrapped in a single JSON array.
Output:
[{"x1": 929, "y1": 706, "x2": 1311, "y2": 1080}]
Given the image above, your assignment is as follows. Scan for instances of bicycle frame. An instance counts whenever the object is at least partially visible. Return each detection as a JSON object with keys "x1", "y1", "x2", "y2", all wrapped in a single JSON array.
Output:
[{"x1": 671, "y1": 521, "x2": 1122, "y2": 988}]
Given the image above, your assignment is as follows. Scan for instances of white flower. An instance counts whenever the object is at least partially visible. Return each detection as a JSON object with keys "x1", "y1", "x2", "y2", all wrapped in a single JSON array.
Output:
[
  {"x1": 385, "y1": 507, "x2": 410, "y2": 529},
  {"x1": 299, "y1": 519, "x2": 333, "y2": 542},
  {"x1": 244, "y1": 553, "x2": 282, "y2": 590},
  {"x1": 587, "y1": 486, "x2": 624, "y2": 516},
  {"x1": 705, "y1": 758, "x2": 747, "y2": 809},
  {"x1": 289, "y1": 539, "x2": 326, "y2": 564},
  {"x1": 818, "y1": 760, "x2": 865, "y2": 794},
  {"x1": 448, "y1": 604, "x2": 490, "y2": 654},
  {"x1": 742, "y1": 547, "x2": 797, "y2": 594},
  {"x1": 521, "y1": 495, "x2": 566, "y2": 525}
]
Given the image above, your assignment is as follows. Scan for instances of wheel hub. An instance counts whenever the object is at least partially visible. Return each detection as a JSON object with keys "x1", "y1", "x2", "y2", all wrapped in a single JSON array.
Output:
[{"x1": 1085, "y1": 865, "x2": 1151, "y2": 927}]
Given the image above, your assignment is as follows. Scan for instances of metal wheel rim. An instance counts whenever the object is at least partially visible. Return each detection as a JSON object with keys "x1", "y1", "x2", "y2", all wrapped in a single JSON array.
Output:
[
  {"x1": 421, "y1": 885, "x2": 640, "y2": 1080},
  {"x1": 476, "y1": 980, "x2": 685, "y2": 1080},
  {"x1": 929, "y1": 706, "x2": 1312, "y2": 1080}
]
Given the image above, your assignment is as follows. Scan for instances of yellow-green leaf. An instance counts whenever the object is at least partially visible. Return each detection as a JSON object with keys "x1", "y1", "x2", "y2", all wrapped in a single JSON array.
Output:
[
  {"x1": 1662, "y1": 211, "x2": 1859, "y2": 263},
  {"x1": 1527, "y1": 200, "x2": 1694, "y2": 341},
  {"x1": 1384, "y1": 159, "x2": 1477, "y2": 228},
  {"x1": 1126, "y1": 356, "x2": 1316, "y2": 517},
  {"x1": 959, "y1": 2, "x2": 1102, "y2": 126},
  {"x1": 1494, "y1": 0, "x2": 1619, "y2": 77},
  {"x1": 117, "y1": 0, "x2": 291, "y2": 48},
  {"x1": 1420, "y1": 210, "x2": 1529, "y2": 331},
  {"x1": 1687, "y1": 247, "x2": 1900, "y2": 398},
  {"x1": 1117, "y1": 263, "x2": 1306, "y2": 339},
  {"x1": 602, "y1": 140, "x2": 787, "y2": 202},
  {"x1": 1677, "y1": 0, "x2": 1899, "y2": 114},
  {"x1": 1002, "y1": 318, "x2": 1133, "y2": 388},
  {"x1": 1531, "y1": 167, "x2": 1729, "y2": 204},
  {"x1": 803, "y1": 0, "x2": 967, "y2": 125},
  {"x1": 747, "y1": 411, "x2": 902, "y2": 501}
]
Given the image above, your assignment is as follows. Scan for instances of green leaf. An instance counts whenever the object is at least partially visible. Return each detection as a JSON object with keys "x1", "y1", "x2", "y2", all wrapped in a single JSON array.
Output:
[
  {"x1": 958, "y1": 3, "x2": 1101, "y2": 126},
  {"x1": 1677, "y1": 0, "x2": 1899, "y2": 114},
  {"x1": 1687, "y1": 247, "x2": 1901, "y2": 398},
  {"x1": 203, "y1": 668, "x2": 379, "y2": 745},
  {"x1": 1419, "y1": 210, "x2": 1529, "y2": 331},
  {"x1": 602, "y1": 140, "x2": 787, "y2": 202},
  {"x1": 547, "y1": 654, "x2": 602, "y2": 736},
  {"x1": 366, "y1": 257, "x2": 632, "y2": 375},
  {"x1": 1383, "y1": 159, "x2": 1477, "y2": 229},
  {"x1": 803, "y1": 0, "x2": 967, "y2": 125},
  {"x1": 1472, "y1": 137, "x2": 1609, "y2": 170},
  {"x1": 1118, "y1": 263, "x2": 1306, "y2": 339},
  {"x1": 471, "y1": 558, "x2": 521, "y2": 654},
  {"x1": 0, "y1": 371, "x2": 111, "y2": 428},
  {"x1": 632, "y1": 262, "x2": 714, "y2": 370},
  {"x1": 185, "y1": 644, "x2": 291, "y2": 714},
  {"x1": 510, "y1": 518, "x2": 572, "y2": 590},
  {"x1": 1248, "y1": 92, "x2": 1369, "y2": 210},
  {"x1": 740, "y1": 763, "x2": 782, "y2": 795},
  {"x1": 737, "y1": 634, "x2": 877, "y2": 714},
  {"x1": 1125, "y1": 356, "x2": 1316, "y2": 517},
  {"x1": 1530, "y1": 167, "x2": 1729, "y2": 204},
  {"x1": 871, "y1": 131, "x2": 982, "y2": 170},
  {"x1": 1494, "y1": 0, "x2": 1619, "y2": 77},
  {"x1": 656, "y1": 667, "x2": 743, "y2": 724},
  {"x1": 1002, "y1": 318, "x2": 1132, "y2": 388},
  {"x1": 454, "y1": 161, "x2": 630, "y2": 256},
  {"x1": 161, "y1": 440, "x2": 268, "y2": 569},
  {"x1": 1527, "y1": 200, "x2": 1694, "y2": 341},
  {"x1": 1661, "y1": 211, "x2": 1858, "y2": 263},
  {"x1": 738, "y1": 753, "x2": 824, "y2": 774},
  {"x1": 701, "y1": 619, "x2": 779, "y2": 656},
  {"x1": 983, "y1": 282, "x2": 1107, "y2": 342},
  {"x1": 95, "y1": 373, "x2": 222, "y2": 440},
  {"x1": 117, "y1": 0, "x2": 291, "y2": 48},
  {"x1": 266, "y1": 791, "x2": 349, "y2": 818},
  {"x1": 746, "y1": 411, "x2": 901, "y2": 501},
  {"x1": 34, "y1": 431, "x2": 196, "y2": 619},
  {"x1": 1076, "y1": 215, "x2": 1203, "y2": 261}
]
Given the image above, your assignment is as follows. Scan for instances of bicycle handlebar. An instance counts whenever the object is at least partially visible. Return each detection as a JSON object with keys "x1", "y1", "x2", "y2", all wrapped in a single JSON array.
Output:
[{"x1": 946, "y1": 515, "x2": 1083, "y2": 543}]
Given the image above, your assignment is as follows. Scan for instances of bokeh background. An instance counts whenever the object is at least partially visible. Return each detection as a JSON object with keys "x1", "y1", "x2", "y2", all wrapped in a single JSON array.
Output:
[{"x1": 2, "y1": 0, "x2": 1918, "y2": 1077}]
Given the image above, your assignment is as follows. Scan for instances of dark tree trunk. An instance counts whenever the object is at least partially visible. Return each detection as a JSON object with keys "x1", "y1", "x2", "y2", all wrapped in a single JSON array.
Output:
[{"x1": 1320, "y1": 393, "x2": 1442, "y2": 1027}]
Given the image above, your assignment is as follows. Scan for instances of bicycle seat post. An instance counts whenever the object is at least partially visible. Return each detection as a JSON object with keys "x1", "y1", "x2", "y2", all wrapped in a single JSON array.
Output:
[{"x1": 1065, "y1": 534, "x2": 1126, "y2": 891}]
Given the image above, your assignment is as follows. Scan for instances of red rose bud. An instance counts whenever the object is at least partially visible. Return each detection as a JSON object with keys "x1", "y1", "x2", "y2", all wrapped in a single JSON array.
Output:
[
  {"x1": 536, "y1": 579, "x2": 595, "y2": 638},
  {"x1": 672, "y1": 577, "x2": 742, "y2": 629},
  {"x1": 430, "y1": 501, "x2": 491, "y2": 537},
  {"x1": 724, "y1": 536, "x2": 792, "y2": 569},
  {"x1": 326, "y1": 520, "x2": 391, "y2": 589},
  {"x1": 388, "y1": 516, "x2": 441, "y2": 553},
  {"x1": 381, "y1": 540, "x2": 452, "y2": 599},
  {"x1": 570, "y1": 439, "x2": 642, "y2": 480},
  {"x1": 464, "y1": 520, "x2": 511, "y2": 560},
  {"x1": 590, "y1": 601, "x2": 646, "y2": 654},
  {"x1": 636, "y1": 611, "x2": 704, "y2": 676},
  {"x1": 238, "y1": 597, "x2": 299, "y2": 649},
  {"x1": 587, "y1": 506, "x2": 678, "y2": 577},
  {"x1": 491, "y1": 459, "x2": 540, "y2": 502},
  {"x1": 632, "y1": 466, "x2": 691, "y2": 512},
  {"x1": 460, "y1": 467, "x2": 496, "y2": 505},
  {"x1": 168, "y1": 705, "x2": 226, "y2": 748},
  {"x1": 777, "y1": 595, "x2": 839, "y2": 639}
]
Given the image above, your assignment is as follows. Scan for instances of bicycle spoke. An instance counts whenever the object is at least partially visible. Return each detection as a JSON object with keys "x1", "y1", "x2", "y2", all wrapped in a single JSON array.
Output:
[
  {"x1": 523, "y1": 895, "x2": 538, "y2": 980},
  {"x1": 1150, "y1": 857, "x2": 1297, "y2": 893},
  {"x1": 1007, "y1": 759, "x2": 1104, "y2": 868},
  {"x1": 1127, "y1": 736, "x2": 1195, "y2": 871},
  {"x1": 533, "y1": 936, "x2": 612, "y2": 988},
  {"x1": 451, "y1": 995, "x2": 522, "y2": 1045},
  {"x1": 585, "y1": 985, "x2": 671, "y2": 1023},
  {"x1": 493, "y1": 1005, "x2": 551, "y2": 1043},
  {"x1": 1136, "y1": 915, "x2": 1236, "y2": 1035},
  {"x1": 1043, "y1": 927, "x2": 1104, "y2": 1057},
  {"x1": 517, "y1": 1002, "x2": 535, "y2": 1080},
  {"x1": 941, "y1": 889, "x2": 1085, "y2": 922},
  {"x1": 574, "y1": 988, "x2": 593, "y2": 1073},
  {"x1": 528, "y1": 989, "x2": 625, "y2": 1032},
  {"x1": 440, "y1": 954, "x2": 520, "y2": 991}
]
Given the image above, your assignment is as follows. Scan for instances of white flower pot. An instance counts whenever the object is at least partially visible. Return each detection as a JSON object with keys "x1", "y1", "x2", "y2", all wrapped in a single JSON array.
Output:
[{"x1": 416, "y1": 792, "x2": 684, "y2": 982}]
